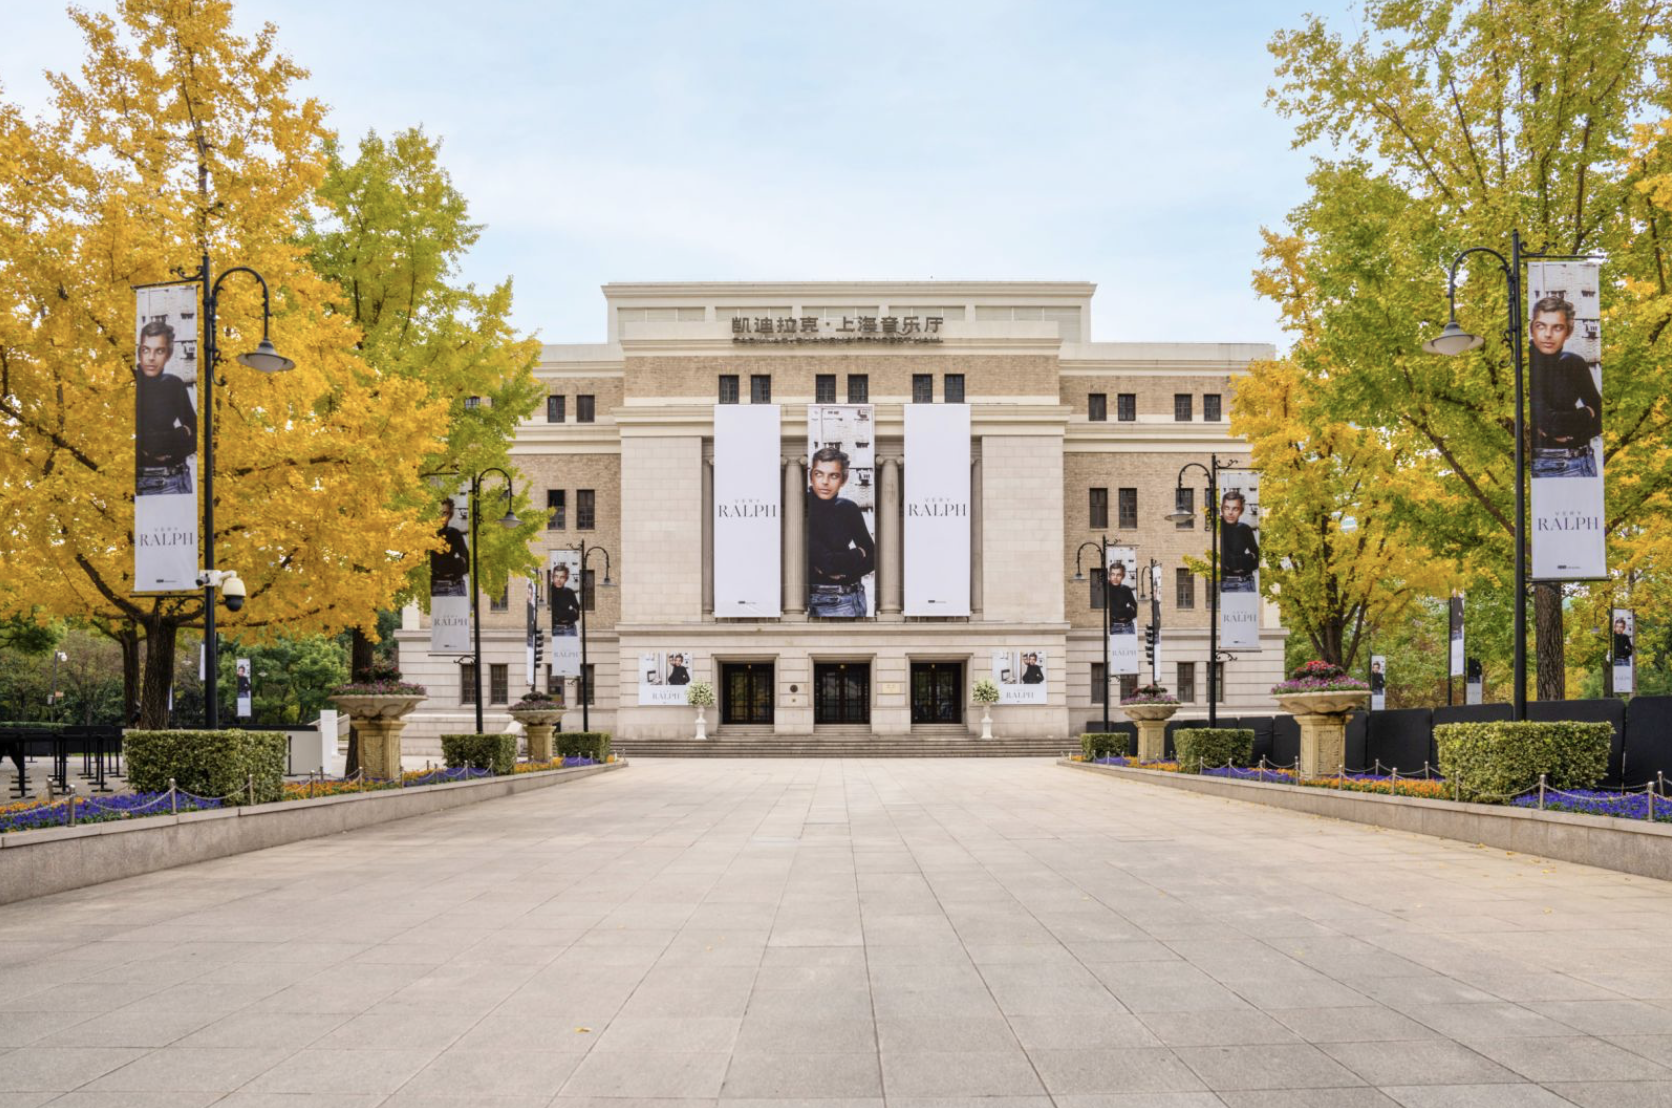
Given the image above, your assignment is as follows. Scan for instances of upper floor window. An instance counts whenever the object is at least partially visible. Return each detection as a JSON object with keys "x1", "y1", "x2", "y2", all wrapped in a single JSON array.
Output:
[
  {"x1": 816, "y1": 374, "x2": 836, "y2": 403},
  {"x1": 1175, "y1": 567, "x2": 1195, "y2": 609},
  {"x1": 1174, "y1": 394, "x2": 1193, "y2": 422},
  {"x1": 577, "y1": 489, "x2": 596, "y2": 530},
  {"x1": 546, "y1": 490, "x2": 565, "y2": 530},
  {"x1": 546, "y1": 395, "x2": 565, "y2": 423},
  {"x1": 912, "y1": 374, "x2": 933, "y2": 404},
  {"x1": 944, "y1": 374, "x2": 965, "y2": 404},
  {"x1": 1203, "y1": 393, "x2": 1222, "y2": 422},
  {"x1": 490, "y1": 663, "x2": 509, "y2": 705},
  {"x1": 847, "y1": 375, "x2": 869, "y2": 403},
  {"x1": 1088, "y1": 393, "x2": 1107, "y2": 422},
  {"x1": 750, "y1": 375, "x2": 772, "y2": 403},
  {"x1": 1089, "y1": 487, "x2": 1109, "y2": 530},
  {"x1": 577, "y1": 395, "x2": 596, "y2": 423},
  {"x1": 489, "y1": 583, "x2": 509, "y2": 612},
  {"x1": 464, "y1": 396, "x2": 481, "y2": 411},
  {"x1": 1118, "y1": 488, "x2": 1138, "y2": 531},
  {"x1": 1117, "y1": 393, "x2": 1136, "y2": 422},
  {"x1": 719, "y1": 375, "x2": 739, "y2": 404}
]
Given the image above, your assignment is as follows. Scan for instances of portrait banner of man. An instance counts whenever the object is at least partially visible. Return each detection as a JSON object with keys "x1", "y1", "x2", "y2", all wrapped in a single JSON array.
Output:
[
  {"x1": 1527, "y1": 261, "x2": 1606, "y2": 580},
  {"x1": 639, "y1": 650, "x2": 692, "y2": 705},
  {"x1": 548, "y1": 549, "x2": 582, "y2": 678},
  {"x1": 429, "y1": 486, "x2": 472, "y2": 655},
  {"x1": 1106, "y1": 546, "x2": 1141, "y2": 675},
  {"x1": 1218, "y1": 471, "x2": 1261, "y2": 651},
  {"x1": 991, "y1": 649, "x2": 1048, "y2": 704},
  {"x1": 1466, "y1": 658, "x2": 1484, "y2": 706},
  {"x1": 235, "y1": 658, "x2": 252, "y2": 719},
  {"x1": 1612, "y1": 608, "x2": 1635, "y2": 696},
  {"x1": 807, "y1": 404, "x2": 877, "y2": 618},
  {"x1": 133, "y1": 283, "x2": 200, "y2": 592},
  {"x1": 1449, "y1": 594, "x2": 1465, "y2": 678},
  {"x1": 1370, "y1": 655, "x2": 1386, "y2": 711}
]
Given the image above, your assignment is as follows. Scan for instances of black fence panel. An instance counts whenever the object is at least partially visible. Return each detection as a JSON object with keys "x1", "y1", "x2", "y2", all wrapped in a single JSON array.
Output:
[
  {"x1": 1623, "y1": 696, "x2": 1672, "y2": 787},
  {"x1": 1271, "y1": 715, "x2": 1300, "y2": 767},
  {"x1": 1365, "y1": 708, "x2": 1434, "y2": 773},
  {"x1": 1528, "y1": 699, "x2": 1625, "y2": 786},
  {"x1": 1345, "y1": 713, "x2": 1368, "y2": 772}
]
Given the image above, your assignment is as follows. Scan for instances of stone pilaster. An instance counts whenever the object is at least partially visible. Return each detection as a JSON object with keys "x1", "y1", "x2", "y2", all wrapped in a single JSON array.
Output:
[
  {"x1": 970, "y1": 456, "x2": 983, "y2": 617},
  {"x1": 880, "y1": 458, "x2": 903, "y2": 616},
  {"x1": 702, "y1": 458, "x2": 714, "y2": 615},
  {"x1": 783, "y1": 457, "x2": 805, "y2": 616}
]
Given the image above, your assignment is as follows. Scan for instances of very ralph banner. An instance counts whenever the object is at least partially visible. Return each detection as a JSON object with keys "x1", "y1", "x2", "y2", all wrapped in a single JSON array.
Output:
[
  {"x1": 133, "y1": 283, "x2": 200, "y2": 592},
  {"x1": 429, "y1": 486, "x2": 472, "y2": 655},
  {"x1": 904, "y1": 403, "x2": 971, "y2": 616},
  {"x1": 1527, "y1": 261, "x2": 1606, "y2": 580},
  {"x1": 714, "y1": 404, "x2": 782, "y2": 617}
]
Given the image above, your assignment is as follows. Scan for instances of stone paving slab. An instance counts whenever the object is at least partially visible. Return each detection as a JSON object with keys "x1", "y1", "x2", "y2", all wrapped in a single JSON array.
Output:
[{"x1": 1, "y1": 758, "x2": 1670, "y2": 1106}]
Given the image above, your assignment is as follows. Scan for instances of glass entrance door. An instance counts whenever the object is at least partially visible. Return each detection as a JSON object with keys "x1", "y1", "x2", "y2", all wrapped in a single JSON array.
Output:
[
  {"x1": 910, "y1": 662, "x2": 964, "y2": 724},
  {"x1": 721, "y1": 663, "x2": 775, "y2": 725},
  {"x1": 813, "y1": 662, "x2": 870, "y2": 725}
]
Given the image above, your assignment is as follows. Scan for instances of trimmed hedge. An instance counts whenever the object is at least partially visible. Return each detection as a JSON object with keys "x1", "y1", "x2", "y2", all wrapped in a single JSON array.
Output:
[
  {"x1": 1081, "y1": 732, "x2": 1131, "y2": 760},
  {"x1": 124, "y1": 729, "x2": 286, "y2": 805},
  {"x1": 1436, "y1": 720, "x2": 1611, "y2": 803},
  {"x1": 1174, "y1": 728, "x2": 1255, "y2": 773},
  {"x1": 440, "y1": 733, "x2": 519, "y2": 776},
  {"x1": 556, "y1": 731, "x2": 612, "y2": 761}
]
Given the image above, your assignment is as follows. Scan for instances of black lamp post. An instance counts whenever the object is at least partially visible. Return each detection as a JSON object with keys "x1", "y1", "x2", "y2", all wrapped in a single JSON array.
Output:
[
  {"x1": 1072, "y1": 539, "x2": 1109, "y2": 731},
  {"x1": 469, "y1": 468, "x2": 522, "y2": 734},
  {"x1": 1166, "y1": 455, "x2": 1233, "y2": 725},
  {"x1": 195, "y1": 256, "x2": 295, "y2": 729},
  {"x1": 577, "y1": 541, "x2": 614, "y2": 731}
]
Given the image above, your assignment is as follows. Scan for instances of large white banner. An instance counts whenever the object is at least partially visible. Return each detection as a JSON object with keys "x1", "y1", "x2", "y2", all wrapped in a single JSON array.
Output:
[
  {"x1": 991, "y1": 648, "x2": 1047, "y2": 704},
  {"x1": 1370, "y1": 654, "x2": 1386, "y2": 711},
  {"x1": 1528, "y1": 261, "x2": 1606, "y2": 580},
  {"x1": 1449, "y1": 594, "x2": 1465, "y2": 678},
  {"x1": 904, "y1": 403, "x2": 971, "y2": 616},
  {"x1": 1613, "y1": 608, "x2": 1635, "y2": 695},
  {"x1": 429, "y1": 486, "x2": 472, "y2": 654},
  {"x1": 1218, "y1": 471, "x2": 1261, "y2": 650},
  {"x1": 638, "y1": 649, "x2": 692, "y2": 705},
  {"x1": 808, "y1": 405, "x2": 876, "y2": 617},
  {"x1": 714, "y1": 404, "x2": 782, "y2": 617},
  {"x1": 548, "y1": 549, "x2": 582, "y2": 678},
  {"x1": 1106, "y1": 546, "x2": 1140, "y2": 675},
  {"x1": 134, "y1": 283, "x2": 199, "y2": 592}
]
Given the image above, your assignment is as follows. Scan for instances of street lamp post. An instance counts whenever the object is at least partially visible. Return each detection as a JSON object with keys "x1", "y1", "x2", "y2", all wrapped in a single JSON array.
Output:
[
  {"x1": 194, "y1": 256, "x2": 295, "y2": 729},
  {"x1": 577, "y1": 542, "x2": 614, "y2": 732},
  {"x1": 1167, "y1": 455, "x2": 1232, "y2": 726},
  {"x1": 1072, "y1": 539, "x2": 1109, "y2": 731},
  {"x1": 468, "y1": 468, "x2": 522, "y2": 734}
]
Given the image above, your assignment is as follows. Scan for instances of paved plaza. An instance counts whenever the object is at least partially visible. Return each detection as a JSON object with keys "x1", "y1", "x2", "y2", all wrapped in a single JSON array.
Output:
[{"x1": 3, "y1": 759, "x2": 1672, "y2": 1107}]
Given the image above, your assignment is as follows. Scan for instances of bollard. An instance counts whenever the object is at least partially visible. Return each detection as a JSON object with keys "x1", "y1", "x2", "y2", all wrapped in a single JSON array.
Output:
[
  {"x1": 66, "y1": 793, "x2": 75, "y2": 827},
  {"x1": 1538, "y1": 773, "x2": 1547, "y2": 810},
  {"x1": 1649, "y1": 785, "x2": 1656, "y2": 822},
  {"x1": 247, "y1": 774, "x2": 255, "y2": 807},
  {"x1": 1374, "y1": 759, "x2": 1381, "y2": 777},
  {"x1": 169, "y1": 778, "x2": 178, "y2": 815}
]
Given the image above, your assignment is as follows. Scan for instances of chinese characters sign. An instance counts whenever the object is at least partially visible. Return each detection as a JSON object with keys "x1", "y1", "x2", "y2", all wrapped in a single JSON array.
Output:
[{"x1": 732, "y1": 315, "x2": 945, "y2": 344}]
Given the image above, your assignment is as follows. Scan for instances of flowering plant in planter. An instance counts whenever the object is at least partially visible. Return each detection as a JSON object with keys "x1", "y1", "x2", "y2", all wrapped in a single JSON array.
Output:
[
  {"x1": 1121, "y1": 683, "x2": 1179, "y2": 705},
  {"x1": 687, "y1": 681, "x2": 716, "y2": 708},
  {"x1": 972, "y1": 678, "x2": 1001, "y2": 705},
  {"x1": 331, "y1": 660, "x2": 427, "y2": 697},
  {"x1": 514, "y1": 690, "x2": 562, "y2": 708},
  {"x1": 1271, "y1": 660, "x2": 1369, "y2": 695}
]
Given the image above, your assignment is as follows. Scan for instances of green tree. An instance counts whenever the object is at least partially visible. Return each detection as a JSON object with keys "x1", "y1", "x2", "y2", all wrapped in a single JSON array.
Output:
[{"x1": 217, "y1": 633, "x2": 349, "y2": 724}]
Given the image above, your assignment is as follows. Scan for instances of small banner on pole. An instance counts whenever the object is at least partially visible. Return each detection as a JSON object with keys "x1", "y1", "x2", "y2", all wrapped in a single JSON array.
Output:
[
  {"x1": 548, "y1": 549, "x2": 582, "y2": 678},
  {"x1": 429, "y1": 486, "x2": 472, "y2": 654},
  {"x1": 1449, "y1": 594, "x2": 1465, "y2": 678},
  {"x1": 525, "y1": 573, "x2": 542, "y2": 687},
  {"x1": 1528, "y1": 261, "x2": 1606, "y2": 580},
  {"x1": 1613, "y1": 608, "x2": 1635, "y2": 695},
  {"x1": 1106, "y1": 546, "x2": 1140, "y2": 675},
  {"x1": 235, "y1": 658, "x2": 252, "y2": 719},
  {"x1": 1370, "y1": 654, "x2": 1386, "y2": 711},
  {"x1": 133, "y1": 283, "x2": 200, "y2": 592},
  {"x1": 1218, "y1": 471, "x2": 1261, "y2": 650}
]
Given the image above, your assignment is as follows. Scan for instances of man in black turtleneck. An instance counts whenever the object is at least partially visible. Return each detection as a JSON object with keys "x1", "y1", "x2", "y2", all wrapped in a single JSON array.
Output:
[
  {"x1": 1614, "y1": 617, "x2": 1634, "y2": 665},
  {"x1": 549, "y1": 562, "x2": 581, "y2": 635},
  {"x1": 135, "y1": 321, "x2": 197, "y2": 496},
  {"x1": 1529, "y1": 295, "x2": 1602, "y2": 479},
  {"x1": 1106, "y1": 560, "x2": 1139, "y2": 633},
  {"x1": 1220, "y1": 490, "x2": 1259, "y2": 592},
  {"x1": 807, "y1": 446, "x2": 875, "y2": 617}
]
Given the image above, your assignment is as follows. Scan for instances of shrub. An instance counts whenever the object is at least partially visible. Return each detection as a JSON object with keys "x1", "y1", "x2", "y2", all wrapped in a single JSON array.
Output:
[
  {"x1": 1081, "y1": 732, "x2": 1131, "y2": 760},
  {"x1": 440, "y1": 733, "x2": 518, "y2": 776},
  {"x1": 1435, "y1": 721, "x2": 1611, "y2": 803},
  {"x1": 124, "y1": 729, "x2": 286, "y2": 805},
  {"x1": 1174, "y1": 728, "x2": 1255, "y2": 773},
  {"x1": 556, "y1": 731, "x2": 612, "y2": 761}
]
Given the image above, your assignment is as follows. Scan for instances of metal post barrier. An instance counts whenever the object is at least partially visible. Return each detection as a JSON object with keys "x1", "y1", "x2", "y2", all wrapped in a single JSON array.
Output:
[
  {"x1": 169, "y1": 778, "x2": 178, "y2": 815},
  {"x1": 1538, "y1": 773, "x2": 1547, "y2": 811},
  {"x1": 1649, "y1": 784, "x2": 1656, "y2": 822},
  {"x1": 246, "y1": 774, "x2": 255, "y2": 806},
  {"x1": 1374, "y1": 759, "x2": 1381, "y2": 777},
  {"x1": 66, "y1": 793, "x2": 75, "y2": 827}
]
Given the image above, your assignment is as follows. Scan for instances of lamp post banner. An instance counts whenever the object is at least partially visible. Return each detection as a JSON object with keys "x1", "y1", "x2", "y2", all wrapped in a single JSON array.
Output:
[
  {"x1": 525, "y1": 574, "x2": 541, "y2": 687},
  {"x1": 991, "y1": 648, "x2": 1048, "y2": 704},
  {"x1": 428, "y1": 485, "x2": 472, "y2": 654},
  {"x1": 1527, "y1": 261, "x2": 1606, "y2": 580},
  {"x1": 714, "y1": 404, "x2": 782, "y2": 617},
  {"x1": 1218, "y1": 470, "x2": 1261, "y2": 650},
  {"x1": 1370, "y1": 654, "x2": 1387, "y2": 711},
  {"x1": 235, "y1": 658, "x2": 252, "y2": 719},
  {"x1": 1106, "y1": 545, "x2": 1140, "y2": 675},
  {"x1": 1466, "y1": 659, "x2": 1484, "y2": 705},
  {"x1": 133, "y1": 283, "x2": 200, "y2": 592},
  {"x1": 1613, "y1": 608, "x2": 1635, "y2": 695},
  {"x1": 807, "y1": 404, "x2": 877, "y2": 618},
  {"x1": 547, "y1": 549, "x2": 582, "y2": 678},
  {"x1": 904, "y1": 403, "x2": 971, "y2": 615},
  {"x1": 638, "y1": 649, "x2": 692, "y2": 705},
  {"x1": 1449, "y1": 594, "x2": 1465, "y2": 677}
]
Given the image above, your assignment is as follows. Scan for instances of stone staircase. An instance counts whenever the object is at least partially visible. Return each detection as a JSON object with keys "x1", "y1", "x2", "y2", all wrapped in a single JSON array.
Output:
[{"x1": 615, "y1": 729, "x2": 1074, "y2": 758}]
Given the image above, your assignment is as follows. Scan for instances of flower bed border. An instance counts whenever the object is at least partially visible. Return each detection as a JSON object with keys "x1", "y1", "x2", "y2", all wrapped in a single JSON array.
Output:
[
  {"x1": 1062, "y1": 758, "x2": 1672, "y2": 884},
  {"x1": 0, "y1": 760, "x2": 625, "y2": 906}
]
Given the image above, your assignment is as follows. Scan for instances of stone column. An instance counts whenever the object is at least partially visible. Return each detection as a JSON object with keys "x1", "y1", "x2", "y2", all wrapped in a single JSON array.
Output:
[
  {"x1": 357, "y1": 719, "x2": 406, "y2": 781},
  {"x1": 701, "y1": 458, "x2": 714, "y2": 615},
  {"x1": 783, "y1": 457, "x2": 805, "y2": 616},
  {"x1": 969, "y1": 456, "x2": 983, "y2": 617},
  {"x1": 1296, "y1": 711, "x2": 1350, "y2": 778},
  {"x1": 524, "y1": 722, "x2": 555, "y2": 763},
  {"x1": 880, "y1": 458, "x2": 903, "y2": 616}
]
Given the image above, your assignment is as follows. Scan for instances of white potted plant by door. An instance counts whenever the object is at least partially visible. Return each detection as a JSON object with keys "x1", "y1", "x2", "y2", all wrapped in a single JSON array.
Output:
[
  {"x1": 687, "y1": 680, "x2": 716, "y2": 740},
  {"x1": 972, "y1": 677, "x2": 1001, "y2": 740}
]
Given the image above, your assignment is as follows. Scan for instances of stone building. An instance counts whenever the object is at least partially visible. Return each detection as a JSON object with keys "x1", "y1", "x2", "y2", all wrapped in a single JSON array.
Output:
[{"x1": 396, "y1": 281, "x2": 1284, "y2": 750}]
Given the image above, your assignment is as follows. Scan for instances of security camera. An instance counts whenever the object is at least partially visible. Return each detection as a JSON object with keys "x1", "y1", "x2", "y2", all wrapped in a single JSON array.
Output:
[{"x1": 222, "y1": 571, "x2": 246, "y2": 613}]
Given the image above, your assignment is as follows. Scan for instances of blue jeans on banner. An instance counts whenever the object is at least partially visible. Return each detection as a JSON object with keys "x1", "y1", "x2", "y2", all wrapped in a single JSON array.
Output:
[
  {"x1": 1110, "y1": 620, "x2": 1135, "y2": 634},
  {"x1": 1221, "y1": 574, "x2": 1256, "y2": 593},
  {"x1": 137, "y1": 465, "x2": 191, "y2": 496},
  {"x1": 1532, "y1": 447, "x2": 1597, "y2": 479},
  {"x1": 810, "y1": 584, "x2": 867, "y2": 618}
]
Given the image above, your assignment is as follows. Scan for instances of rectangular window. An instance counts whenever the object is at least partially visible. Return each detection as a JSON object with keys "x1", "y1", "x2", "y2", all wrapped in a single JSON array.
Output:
[
  {"x1": 546, "y1": 395, "x2": 565, "y2": 423},
  {"x1": 1090, "y1": 662, "x2": 1106, "y2": 705},
  {"x1": 460, "y1": 663, "x2": 476, "y2": 705},
  {"x1": 464, "y1": 396, "x2": 481, "y2": 411},
  {"x1": 1117, "y1": 393, "x2": 1136, "y2": 422},
  {"x1": 1089, "y1": 487, "x2": 1109, "y2": 530},
  {"x1": 847, "y1": 374, "x2": 869, "y2": 403},
  {"x1": 577, "y1": 489, "x2": 596, "y2": 530},
  {"x1": 1174, "y1": 394, "x2": 1193, "y2": 422},
  {"x1": 1088, "y1": 393, "x2": 1107, "y2": 422},
  {"x1": 750, "y1": 374, "x2": 772, "y2": 403},
  {"x1": 489, "y1": 583, "x2": 509, "y2": 612},
  {"x1": 1214, "y1": 661, "x2": 1225, "y2": 704},
  {"x1": 1175, "y1": 567, "x2": 1195, "y2": 609},
  {"x1": 582, "y1": 568, "x2": 596, "y2": 612},
  {"x1": 546, "y1": 490, "x2": 565, "y2": 530},
  {"x1": 581, "y1": 663, "x2": 596, "y2": 705},
  {"x1": 1090, "y1": 572, "x2": 1105, "y2": 610},
  {"x1": 1118, "y1": 488, "x2": 1138, "y2": 531},
  {"x1": 1174, "y1": 487, "x2": 1195, "y2": 530},
  {"x1": 719, "y1": 375, "x2": 739, "y2": 404},
  {"x1": 1177, "y1": 662, "x2": 1196, "y2": 703},
  {"x1": 490, "y1": 664, "x2": 508, "y2": 705},
  {"x1": 1205, "y1": 487, "x2": 1214, "y2": 532},
  {"x1": 1118, "y1": 674, "x2": 1139, "y2": 701},
  {"x1": 1204, "y1": 393, "x2": 1222, "y2": 422},
  {"x1": 815, "y1": 374, "x2": 836, "y2": 403},
  {"x1": 912, "y1": 374, "x2": 933, "y2": 404},
  {"x1": 944, "y1": 374, "x2": 965, "y2": 403},
  {"x1": 577, "y1": 395, "x2": 596, "y2": 423}
]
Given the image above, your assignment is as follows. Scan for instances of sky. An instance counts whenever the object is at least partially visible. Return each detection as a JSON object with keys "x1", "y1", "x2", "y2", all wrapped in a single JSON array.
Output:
[{"x1": 0, "y1": 0, "x2": 1360, "y2": 349}]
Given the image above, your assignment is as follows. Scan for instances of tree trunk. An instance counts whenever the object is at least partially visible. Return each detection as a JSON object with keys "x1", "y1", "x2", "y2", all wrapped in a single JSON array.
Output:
[
  {"x1": 139, "y1": 618, "x2": 178, "y2": 728},
  {"x1": 344, "y1": 625, "x2": 376, "y2": 775},
  {"x1": 1535, "y1": 582, "x2": 1565, "y2": 701},
  {"x1": 119, "y1": 623, "x2": 142, "y2": 725}
]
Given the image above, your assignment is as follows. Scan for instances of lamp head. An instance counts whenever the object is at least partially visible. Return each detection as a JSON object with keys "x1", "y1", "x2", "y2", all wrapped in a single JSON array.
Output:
[
  {"x1": 498, "y1": 508, "x2": 522, "y2": 529},
  {"x1": 1164, "y1": 499, "x2": 1195, "y2": 524},
  {"x1": 237, "y1": 337, "x2": 296, "y2": 373},
  {"x1": 1422, "y1": 318, "x2": 1483, "y2": 357}
]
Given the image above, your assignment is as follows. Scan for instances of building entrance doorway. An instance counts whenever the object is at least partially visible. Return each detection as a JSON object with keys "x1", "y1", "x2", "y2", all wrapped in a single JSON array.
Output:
[
  {"x1": 721, "y1": 663, "x2": 775, "y2": 725},
  {"x1": 910, "y1": 662, "x2": 964, "y2": 724},
  {"x1": 814, "y1": 662, "x2": 870, "y2": 725}
]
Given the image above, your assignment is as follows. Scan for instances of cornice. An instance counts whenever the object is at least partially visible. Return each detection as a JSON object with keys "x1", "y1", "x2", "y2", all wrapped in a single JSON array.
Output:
[{"x1": 602, "y1": 280, "x2": 1097, "y2": 299}]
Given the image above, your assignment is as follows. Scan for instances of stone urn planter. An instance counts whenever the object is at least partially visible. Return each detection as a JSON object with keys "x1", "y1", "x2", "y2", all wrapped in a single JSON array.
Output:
[
  {"x1": 329, "y1": 693, "x2": 425, "y2": 781},
  {"x1": 686, "y1": 681, "x2": 716, "y2": 741},
  {"x1": 972, "y1": 679, "x2": 1001, "y2": 740},
  {"x1": 508, "y1": 703, "x2": 564, "y2": 763},
  {"x1": 1276, "y1": 689, "x2": 1370, "y2": 777},
  {"x1": 1119, "y1": 701, "x2": 1180, "y2": 763}
]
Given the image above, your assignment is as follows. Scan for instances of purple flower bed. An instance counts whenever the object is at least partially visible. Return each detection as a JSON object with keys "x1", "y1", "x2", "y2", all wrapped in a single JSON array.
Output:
[
  {"x1": 0, "y1": 791, "x2": 224, "y2": 835},
  {"x1": 1510, "y1": 789, "x2": 1672, "y2": 823},
  {"x1": 1269, "y1": 676, "x2": 1371, "y2": 694}
]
